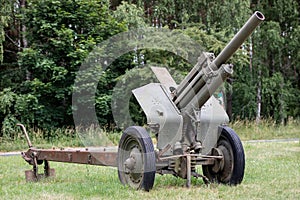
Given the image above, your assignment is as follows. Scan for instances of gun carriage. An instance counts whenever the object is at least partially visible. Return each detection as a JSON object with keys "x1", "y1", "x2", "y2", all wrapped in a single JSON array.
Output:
[{"x1": 20, "y1": 11, "x2": 265, "y2": 191}]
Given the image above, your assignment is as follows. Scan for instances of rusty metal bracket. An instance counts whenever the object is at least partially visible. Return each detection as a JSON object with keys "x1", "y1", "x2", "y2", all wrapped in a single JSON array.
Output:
[{"x1": 24, "y1": 153, "x2": 56, "y2": 182}]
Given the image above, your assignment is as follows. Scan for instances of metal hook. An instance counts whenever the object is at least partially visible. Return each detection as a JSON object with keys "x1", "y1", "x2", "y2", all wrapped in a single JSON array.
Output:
[{"x1": 17, "y1": 123, "x2": 33, "y2": 148}]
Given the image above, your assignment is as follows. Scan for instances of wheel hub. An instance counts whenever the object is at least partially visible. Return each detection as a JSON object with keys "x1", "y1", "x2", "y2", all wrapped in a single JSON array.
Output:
[
  {"x1": 211, "y1": 147, "x2": 224, "y2": 173},
  {"x1": 218, "y1": 144, "x2": 233, "y2": 181},
  {"x1": 124, "y1": 157, "x2": 136, "y2": 172},
  {"x1": 124, "y1": 147, "x2": 142, "y2": 171},
  {"x1": 124, "y1": 146, "x2": 144, "y2": 182}
]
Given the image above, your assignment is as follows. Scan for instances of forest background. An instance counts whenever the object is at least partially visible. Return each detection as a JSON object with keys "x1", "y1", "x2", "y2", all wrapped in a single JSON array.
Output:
[{"x1": 0, "y1": 0, "x2": 299, "y2": 141}]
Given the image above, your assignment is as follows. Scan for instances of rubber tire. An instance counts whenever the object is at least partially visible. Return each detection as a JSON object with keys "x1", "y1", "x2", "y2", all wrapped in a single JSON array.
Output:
[
  {"x1": 202, "y1": 126, "x2": 245, "y2": 185},
  {"x1": 117, "y1": 126, "x2": 156, "y2": 191}
]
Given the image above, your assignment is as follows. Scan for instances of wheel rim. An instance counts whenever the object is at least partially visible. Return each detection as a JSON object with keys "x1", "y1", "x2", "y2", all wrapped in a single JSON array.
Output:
[
  {"x1": 203, "y1": 136, "x2": 234, "y2": 183},
  {"x1": 202, "y1": 126, "x2": 245, "y2": 185},
  {"x1": 217, "y1": 136, "x2": 234, "y2": 182},
  {"x1": 118, "y1": 126, "x2": 156, "y2": 191},
  {"x1": 119, "y1": 135, "x2": 145, "y2": 189}
]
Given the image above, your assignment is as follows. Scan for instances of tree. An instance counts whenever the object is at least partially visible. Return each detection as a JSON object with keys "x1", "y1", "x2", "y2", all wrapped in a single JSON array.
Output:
[
  {"x1": 113, "y1": 1, "x2": 146, "y2": 29},
  {"x1": 251, "y1": 0, "x2": 300, "y2": 123},
  {"x1": 10, "y1": 0, "x2": 126, "y2": 130},
  {"x1": 1, "y1": 0, "x2": 299, "y2": 138},
  {"x1": 124, "y1": 0, "x2": 300, "y2": 122},
  {"x1": 0, "y1": 0, "x2": 13, "y2": 63}
]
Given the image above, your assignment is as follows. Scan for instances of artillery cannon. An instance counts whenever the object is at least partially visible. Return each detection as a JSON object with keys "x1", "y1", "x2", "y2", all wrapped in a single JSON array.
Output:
[{"x1": 20, "y1": 11, "x2": 265, "y2": 191}]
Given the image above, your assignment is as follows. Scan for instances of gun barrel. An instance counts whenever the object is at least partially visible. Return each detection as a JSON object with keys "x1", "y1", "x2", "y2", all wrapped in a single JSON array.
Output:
[
  {"x1": 173, "y1": 11, "x2": 265, "y2": 111},
  {"x1": 212, "y1": 11, "x2": 265, "y2": 68}
]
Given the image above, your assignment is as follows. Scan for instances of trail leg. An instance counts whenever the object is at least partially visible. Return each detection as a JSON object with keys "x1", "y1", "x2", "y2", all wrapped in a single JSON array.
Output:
[{"x1": 44, "y1": 160, "x2": 55, "y2": 178}]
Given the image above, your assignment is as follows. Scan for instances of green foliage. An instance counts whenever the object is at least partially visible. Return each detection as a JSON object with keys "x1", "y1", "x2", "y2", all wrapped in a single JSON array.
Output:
[
  {"x1": 0, "y1": 0, "x2": 299, "y2": 140},
  {"x1": 261, "y1": 73, "x2": 295, "y2": 122},
  {"x1": 205, "y1": 0, "x2": 251, "y2": 31},
  {"x1": 0, "y1": 88, "x2": 42, "y2": 138},
  {"x1": 13, "y1": 0, "x2": 126, "y2": 132},
  {"x1": 250, "y1": 0, "x2": 300, "y2": 121},
  {"x1": 113, "y1": 1, "x2": 146, "y2": 29}
]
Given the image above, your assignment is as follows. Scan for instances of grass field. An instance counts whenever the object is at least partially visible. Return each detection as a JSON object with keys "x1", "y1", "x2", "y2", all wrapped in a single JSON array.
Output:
[{"x1": 1, "y1": 141, "x2": 299, "y2": 200}]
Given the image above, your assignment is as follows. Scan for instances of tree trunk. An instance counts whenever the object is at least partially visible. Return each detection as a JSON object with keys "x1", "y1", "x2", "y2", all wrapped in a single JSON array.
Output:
[
  {"x1": 20, "y1": 0, "x2": 27, "y2": 48},
  {"x1": 256, "y1": 68, "x2": 261, "y2": 124},
  {"x1": 20, "y1": 0, "x2": 31, "y2": 80}
]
